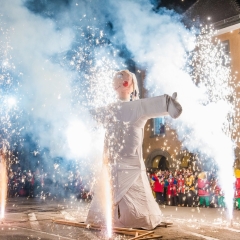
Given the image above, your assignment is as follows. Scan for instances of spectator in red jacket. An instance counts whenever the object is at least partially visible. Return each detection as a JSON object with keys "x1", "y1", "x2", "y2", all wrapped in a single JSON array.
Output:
[
  {"x1": 167, "y1": 177, "x2": 177, "y2": 205},
  {"x1": 234, "y1": 169, "x2": 240, "y2": 210},
  {"x1": 171, "y1": 183, "x2": 178, "y2": 206},
  {"x1": 152, "y1": 171, "x2": 164, "y2": 204},
  {"x1": 198, "y1": 172, "x2": 210, "y2": 207},
  {"x1": 177, "y1": 174, "x2": 185, "y2": 206},
  {"x1": 214, "y1": 182, "x2": 225, "y2": 208}
]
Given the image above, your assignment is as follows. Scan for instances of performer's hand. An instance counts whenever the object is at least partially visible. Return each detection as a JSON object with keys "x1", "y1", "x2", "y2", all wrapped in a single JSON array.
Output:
[{"x1": 166, "y1": 92, "x2": 182, "y2": 119}]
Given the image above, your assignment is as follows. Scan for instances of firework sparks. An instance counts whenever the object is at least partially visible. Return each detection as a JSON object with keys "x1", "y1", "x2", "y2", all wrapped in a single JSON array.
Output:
[
  {"x1": 103, "y1": 165, "x2": 113, "y2": 239},
  {"x1": 0, "y1": 152, "x2": 7, "y2": 219},
  {"x1": 185, "y1": 25, "x2": 237, "y2": 219},
  {"x1": 148, "y1": 24, "x2": 237, "y2": 218}
]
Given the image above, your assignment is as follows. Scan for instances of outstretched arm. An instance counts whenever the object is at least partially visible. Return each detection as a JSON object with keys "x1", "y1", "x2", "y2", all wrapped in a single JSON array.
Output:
[{"x1": 139, "y1": 93, "x2": 182, "y2": 120}]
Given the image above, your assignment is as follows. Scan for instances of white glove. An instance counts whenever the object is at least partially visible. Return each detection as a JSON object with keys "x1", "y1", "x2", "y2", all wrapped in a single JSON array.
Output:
[{"x1": 166, "y1": 92, "x2": 182, "y2": 119}]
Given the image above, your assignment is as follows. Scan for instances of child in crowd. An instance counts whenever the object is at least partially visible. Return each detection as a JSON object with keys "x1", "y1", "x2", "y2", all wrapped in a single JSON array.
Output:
[
  {"x1": 185, "y1": 171, "x2": 195, "y2": 207},
  {"x1": 152, "y1": 171, "x2": 164, "y2": 204},
  {"x1": 198, "y1": 172, "x2": 210, "y2": 207},
  {"x1": 215, "y1": 183, "x2": 225, "y2": 208},
  {"x1": 167, "y1": 176, "x2": 177, "y2": 206},
  {"x1": 177, "y1": 174, "x2": 185, "y2": 206}
]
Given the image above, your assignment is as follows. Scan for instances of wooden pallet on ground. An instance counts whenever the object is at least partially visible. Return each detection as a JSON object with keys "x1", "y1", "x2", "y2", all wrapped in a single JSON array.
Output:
[{"x1": 53, "y1": 219, "x2": 167, "y2": 239}]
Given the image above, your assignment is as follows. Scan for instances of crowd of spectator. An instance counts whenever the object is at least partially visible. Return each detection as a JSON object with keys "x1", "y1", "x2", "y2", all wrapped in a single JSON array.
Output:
[
  {"x1": 149, "y1": 168, "x2": 228, "y2": 208},
  {"x1": 7, "y1": 168, "x2": 92, "y2": 201},
  {"x1": 6, "y1": 166, "x2": 240, "y2": 211}
]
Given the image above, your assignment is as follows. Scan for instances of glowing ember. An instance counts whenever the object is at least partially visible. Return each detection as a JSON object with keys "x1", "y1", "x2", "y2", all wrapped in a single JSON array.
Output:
[{"x1": 0, "y1": 153, "x2": 7, "y2": 219}]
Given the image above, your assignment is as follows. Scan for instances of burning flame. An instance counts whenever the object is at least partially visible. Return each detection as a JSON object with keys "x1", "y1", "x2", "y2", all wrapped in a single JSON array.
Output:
[{"x1": 0, "y1": 153, "x2": 7, "y2": 219}]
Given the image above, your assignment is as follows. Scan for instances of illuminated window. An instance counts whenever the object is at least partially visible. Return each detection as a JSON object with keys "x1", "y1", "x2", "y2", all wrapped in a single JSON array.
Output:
[
  {"x1": 222, "y1": 40, "x2": 230, "y2": 55},
  {"x1": 152, "y1": 117, "x2": 165, "y2": 136},
  {"x1": 221, "y1": 40, "x2": 230, "y2": 66}
]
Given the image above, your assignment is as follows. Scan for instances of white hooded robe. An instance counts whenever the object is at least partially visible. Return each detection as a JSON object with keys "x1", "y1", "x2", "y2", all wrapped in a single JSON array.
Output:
[{"x1": 86, "y1": 94, "x2": 182, "y2": 230}]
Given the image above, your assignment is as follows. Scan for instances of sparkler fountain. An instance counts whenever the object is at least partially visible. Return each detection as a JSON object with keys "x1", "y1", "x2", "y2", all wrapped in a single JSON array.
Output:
[
  {"x1": 187, "y1": 25, "x2": 237, "y2": 221},
  {"x1": 0, "y1": 150, "x2": 7, "y2": 219},
  {"x1": 102, "y1": 165, "x2": 113, "y2": 239}
]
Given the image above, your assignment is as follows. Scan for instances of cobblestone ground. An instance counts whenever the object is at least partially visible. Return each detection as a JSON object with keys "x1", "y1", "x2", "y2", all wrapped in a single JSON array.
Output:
[{"x1": 0, "y1": 199, "x2": 240, "y2": 240}]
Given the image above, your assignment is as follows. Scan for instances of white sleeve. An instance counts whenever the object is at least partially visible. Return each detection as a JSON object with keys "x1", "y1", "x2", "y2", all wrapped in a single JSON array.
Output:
[{"x1": 139, "y1": 94, "x2": 182, "y2": 120}]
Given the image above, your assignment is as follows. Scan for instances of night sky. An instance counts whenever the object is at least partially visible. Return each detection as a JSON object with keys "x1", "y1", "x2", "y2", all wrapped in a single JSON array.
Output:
[
  {"x1": 153, "y1": 0, "x2": 198, "y2": 13},
  {"x1": 159, "y1": 0, "x2": 240, "y2": 14}
]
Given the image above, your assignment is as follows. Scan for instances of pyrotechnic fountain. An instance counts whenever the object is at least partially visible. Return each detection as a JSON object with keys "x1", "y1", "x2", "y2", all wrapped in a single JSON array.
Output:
[
  {"x1": 0, "y1": 151, "x2": 7, "y2": 219},
  {"x1": 102, "y1": 165, "x2": 113, "y2": 239},
  {"x1": 186, "y1": 25, "x2": 237, "y2": 220}
]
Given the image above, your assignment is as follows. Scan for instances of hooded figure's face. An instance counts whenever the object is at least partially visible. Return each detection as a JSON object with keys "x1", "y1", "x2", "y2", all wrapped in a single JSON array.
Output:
[{"x1": 113, "y1": 71, "x2": 134, "y2": 101}]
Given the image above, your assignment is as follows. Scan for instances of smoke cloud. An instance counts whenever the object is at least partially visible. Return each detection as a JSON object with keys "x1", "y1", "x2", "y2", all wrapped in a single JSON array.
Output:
[{"x1": 0, "y1": 0, "x2": 236, "y2": 216}]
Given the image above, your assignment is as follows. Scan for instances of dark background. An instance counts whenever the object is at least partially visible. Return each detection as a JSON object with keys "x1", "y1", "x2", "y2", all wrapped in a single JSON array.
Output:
[
  {"x1": 157, "y1": 0, "x2": 240, "y2": 13},
  {"x1": 153, "y1": 0, "x2": 198, "y2": 13}
]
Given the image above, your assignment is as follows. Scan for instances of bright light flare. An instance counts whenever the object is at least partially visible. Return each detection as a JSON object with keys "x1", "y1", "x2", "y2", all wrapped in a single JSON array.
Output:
[
  {"x1": 7, "y1": 97, "x2": 16, "y2": 108},
  {"x1": 66, "y1": 120, "x2": 91, "y2": 157},
  {"x1": 0, "y1": 154, "x2": 7, "y2": 219}
]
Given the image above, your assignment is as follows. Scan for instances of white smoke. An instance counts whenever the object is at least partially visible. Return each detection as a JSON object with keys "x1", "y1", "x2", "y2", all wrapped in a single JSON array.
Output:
[
  {"x1": 0, "y1": 0, "x2": 110, "y2": 164},
  {"x1": 1, "y1": 0, "x2": 73, "y2": 156},
  {"x1": 0, "y1": 0, "x2": 236, "y2": 218}
]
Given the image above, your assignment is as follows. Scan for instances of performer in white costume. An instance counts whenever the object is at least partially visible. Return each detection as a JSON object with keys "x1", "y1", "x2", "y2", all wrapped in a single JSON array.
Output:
[{"x1": 86, "y1": 70, "x2": 182, "y2": 230}]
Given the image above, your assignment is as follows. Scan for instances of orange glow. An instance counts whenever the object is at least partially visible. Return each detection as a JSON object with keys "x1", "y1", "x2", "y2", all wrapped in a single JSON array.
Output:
[{"x1": 0, "y1": 154, "x2": 7, "y2": 219}]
